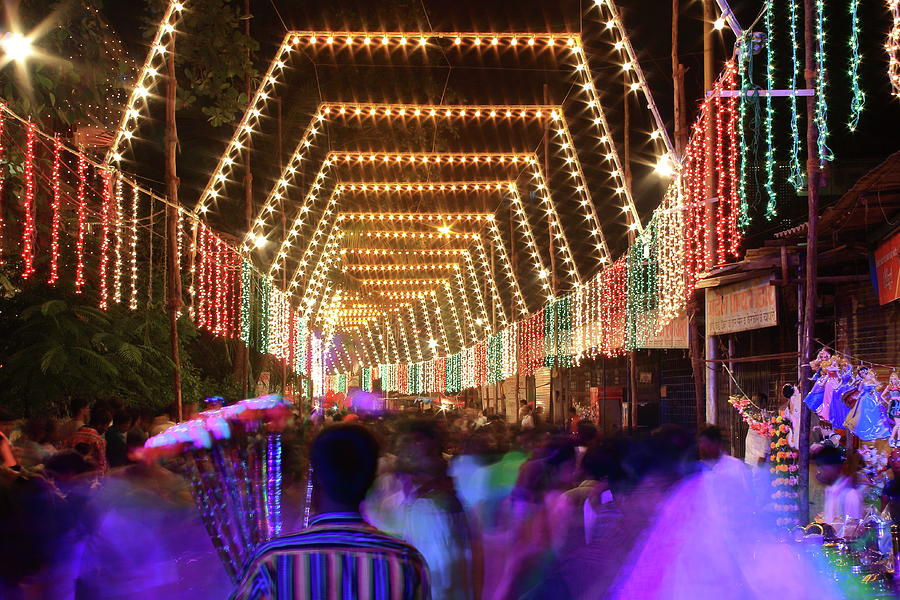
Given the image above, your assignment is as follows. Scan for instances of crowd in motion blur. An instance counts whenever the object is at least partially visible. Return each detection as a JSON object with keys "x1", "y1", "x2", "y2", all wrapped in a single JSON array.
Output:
[{"x1": 1, "y1": 397, "x2": 849, "y2": 599}]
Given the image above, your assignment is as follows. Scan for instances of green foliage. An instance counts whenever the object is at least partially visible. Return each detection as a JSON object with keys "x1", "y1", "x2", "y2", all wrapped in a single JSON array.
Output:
[
  {"x1": 0, "y1": 283, "x2": 220, "y2": 417},
  {"x1": 0, "y1": 0, "x2": 133, "y2": 130},
  {"x1": 144, "y1": 0, "x2": 258, "y2": 126}
]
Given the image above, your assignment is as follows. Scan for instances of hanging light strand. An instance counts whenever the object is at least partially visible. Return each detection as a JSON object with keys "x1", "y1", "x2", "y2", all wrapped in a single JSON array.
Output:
[
  {"x1": 21, "y1": 122, "x2": 37, "y2": 279},
  {"x1": 48, "y1": 136, "x2": 62, "y2": 284}
]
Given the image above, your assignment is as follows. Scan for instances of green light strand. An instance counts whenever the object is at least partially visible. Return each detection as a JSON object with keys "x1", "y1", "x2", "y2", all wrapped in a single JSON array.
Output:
[
  {"x1": 847, "y1": 0, "x2": 865, "y2": 131},
  {"x1": 763, "y1": 0, "x2": 778, "y2": 220},
  {"x1": 362, "y1": 367, "x2": 371, "y2": 392},
  {"x1": 446, "y1": 353, "x2": 462, "y2": 394},
  {"x1": 815, "y1": 0, "x2": 835, "y2": 164},
  {"x1": 737, "y1": 34, "x2": 753, "y2": 229},
  {"x1": 240, "y1": 259, "x2": 252, "y2": 345},
  {"x1": 258, "y1": 275, "x2": 271, "y2": 354},
  {"x1": 488, "y1": 333, "x2": 503, "y2": 384},
  {"x1": 787, "y1": 0, "x2": 805, "y2": 190}
]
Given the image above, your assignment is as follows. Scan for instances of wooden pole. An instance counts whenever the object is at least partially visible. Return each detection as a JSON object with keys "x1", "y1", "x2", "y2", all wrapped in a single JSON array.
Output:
[
  {"x1": 164, "y1": 32, "x2": 183, "y2": 422},
  {"x1": 238, "y1": 0, "x2": 253, "y2": 398},
  {"x1": 703, "y1": 0, "x2": 718, "y2": 425},
  {"x1": 672, "y1": 0, "x2": 687, "y2": 155},
  {"x1": 798, "y1": 0, "x2": 822, "y2": 526}
]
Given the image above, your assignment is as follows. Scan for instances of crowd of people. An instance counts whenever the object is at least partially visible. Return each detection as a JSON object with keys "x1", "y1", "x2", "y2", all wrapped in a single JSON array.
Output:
[{"x1": 0, "y1": 397, "x2": 852, "y2": 599}]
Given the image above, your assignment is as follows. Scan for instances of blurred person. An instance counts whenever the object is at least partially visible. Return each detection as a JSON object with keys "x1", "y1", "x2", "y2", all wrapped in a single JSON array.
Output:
[
  {"x1": 567, "y1": 407, "x2": 580, "y2": 435},
  {"x1": 105, "y1": 410, "x2": 134, "y2": 469},
  {"x1": 60, "y1": 407, "x2": 111, "y2": 473},
  {"x1": 520, "y1": 404, "x2": 535, "y2": 430},
  {"x1": 474, "y1": 409, "x2": 488, "y2": 429},
  {"x1": 149, "y1": 406, "x2": 177, "y2": 436},
  {"x1": 551, "y1": 441, "x2": 623, "y2": 554},
  {"x1": 881, "y1": 449, "x2": 900, "y2": 525},
  {"x1": 57, "y1": 397, "x2": 91, "y2": 442},
  {"x1": 14, "y1": 417, "x2": 57, "y2": 470},
  {"x1": 367, "y1": 419, "x2": 476, "y2": 600},
  {"x1": 0, "y1": 410, "x2": 19, "y2": 469},
  {"x1": 233, "y1": 425, "x2": 430, "y2": 600},
  {"x1": 698, "y1": 425, "x2": 748, "y2": 488},
  {"x1": 181, "y1": 400, "x2": 199, "y2": 421},
  {"x1": 126, "y1": 409, "x2": 153, "y2": 450},
  {"x1": 814, "y1": 445, "x2": 863, "y2": 537}
]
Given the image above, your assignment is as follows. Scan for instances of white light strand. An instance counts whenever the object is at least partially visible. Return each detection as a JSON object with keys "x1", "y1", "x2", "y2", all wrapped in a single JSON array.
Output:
[
  {"x1": 485, "y1": 219, "x2": 527, "y2": 316},
  {"x1": 528, "y1": 163, "x2": 583, "y2": 285},
  {"x1": 473, "y1": 242, "x2": 509, "y2": 327},
  {"x1": 106, "y1": 0, "x2": 186, "y2": 164},
  {"x1": 463, "y1": 251, "x2": 491, "y2": 336},
  {"x1": 443, "y1": 281, "x2": 464, "y2": 353},
  {"x1": 195, "y1": 32, "x2": 294, "y2": 212}
]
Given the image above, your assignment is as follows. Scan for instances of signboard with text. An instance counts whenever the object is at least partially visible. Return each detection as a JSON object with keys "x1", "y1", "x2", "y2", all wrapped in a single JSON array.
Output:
[
  {"x1": 875, "y1": 230, "x2": 900, "y2": 305},
  {"x1": 706, "y1": 275, "x2": 778, "y2": 336},
  {"x1": 638, "y1": 313, "x2": 689, "y2": 349}
]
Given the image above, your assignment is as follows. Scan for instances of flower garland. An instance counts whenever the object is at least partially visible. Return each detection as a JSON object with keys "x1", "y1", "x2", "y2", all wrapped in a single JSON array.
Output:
[
  {"x1": 769, "y1": 415, "x2": 800, "y2": 527},
  {"x1": 727, "y1": 395, "x2": 773, "y2": 437}
]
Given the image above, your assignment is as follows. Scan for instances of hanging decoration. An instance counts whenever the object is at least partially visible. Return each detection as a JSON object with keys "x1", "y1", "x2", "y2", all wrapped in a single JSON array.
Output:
[
  {"x1": 113, "y1": 175, "x2": 124, "y2": 303},
  {"x1": 74, "y1": 155, "x2": 88, "y2": 294},
  {"x1": 129, "y1": 186, "x2": 140, "y2": 309},
  {"x1": 814, "y1": 0, "x2": 835, "y2": 164},
  {"x1": 98, "y1": 169, "x2": 113, "y2": 309},
  {"x1": 769, "y1": 415, "x2": 800, "y2": 527},
  {"x1": 787, "y1": 0, "x2": 805, "y2": 190},
  {"x1": 21, "y1": 122, "x2": 37, "y2": 279},
  {"x1": 626, "y1": 223, "x2": 659, "y2": 350},
  {"x1": 848, "y1": 0, "x2": 865, "y2": 130},
  {"x1": 474, "y1": 341, "x2": 488, "y2": 387},
  {"x1": 737, "y1": 35, "x2": 752, "y2": 230},
  {"x1": 544, "y1": 297, "x2": 572, "y2": 369},
  {"x1": 48, "y1": 136, "x2": 62, "y2": 285},
  {"x1": 763, "y1": 3, "x2": 777, "y2": 220},
  {"x1": 600, "y1": 258, "x2": 627, "y2": 357},
  {"x1": 518, "y1": 310, "x2": 545, "y2": 377},
  {"x1": 889, "y1": 0, "x2": 900, "y2": 97},
  {"x1": 487, "y1": 333, "x2": 503, "y2": 384}
]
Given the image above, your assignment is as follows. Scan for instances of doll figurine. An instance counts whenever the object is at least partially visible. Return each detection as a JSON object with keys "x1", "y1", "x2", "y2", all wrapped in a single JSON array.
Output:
[
  {"x1": 828, "y1": 356, "x2": 855, "y2": 430},
  {"x1": 882, "y1": 371, "x2": 900, "y2": 444},
  {"x1": 815, "y1": 358, "x2": 844, "y2": 424},
  {"x1": 804, "y1": 349, "x2": 832, "y2": 412},
  {"x1": 844, "y1": 368, "x2": 892, "y2": 442}
]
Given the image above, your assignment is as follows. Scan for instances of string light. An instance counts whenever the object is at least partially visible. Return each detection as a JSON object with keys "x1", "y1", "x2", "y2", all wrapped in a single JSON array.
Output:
[
  {"x1": 48, "y1": 135, "x2": 62, "y2": 284},
  {"x1": 99, "y1": 169, "x2": 113, "y2": 309},
  {"x1": 129, "y1": 186, "x2": 140, "y2": 309},
  {"x1": 814, "y1": 0, "x2": 835, "y2": 165},
  {"x1": 737, "y1": 35, "x2": 751, "y2": 229},
  {"x1": 107, "y1": 0, "x2": 187, "y2": 164},
  {"x1": 788, "y1": 0, "x2": 804, "y2": 190},
  {"x1": 344, "y1": 263, "x2": 460, "y2": 271},
  {"x1": 888, "y1": 0, "x2": 900, "y2": 97},
  {"x1": 20, "y1": 122, "x2": 36, "y2": 279},
  {"x1": 463, "y1": 252, "x2": 491, "y2": 336},
  {"x1": 337, "y1": 212, "x2": 491, "y2": 221},
  {"x1": 113, "y1": 175, "x2": 124, "y2": 302},
  {"x1": 474, "y1": 241, "x2": 509, "y2": 327},
  {"x1": 74, "y1": 155, "x2": 88, "y2": 293},
  {"x1": 847, "y1": 0, "x2": 865, "y2": 130},
  {"x1": 763, "y1": 1, "x2": 777, "y2": 220}
]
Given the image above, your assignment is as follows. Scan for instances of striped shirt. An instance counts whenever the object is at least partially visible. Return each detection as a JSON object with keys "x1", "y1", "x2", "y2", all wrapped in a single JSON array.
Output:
[{"x1": 231, "y1": 512, "x2": 430, "y2": 600}]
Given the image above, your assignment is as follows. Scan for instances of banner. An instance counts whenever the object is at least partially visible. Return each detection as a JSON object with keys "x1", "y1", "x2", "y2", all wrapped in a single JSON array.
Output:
[
  {"x1": 874, "y1": 230, "x2": 900, "y2": 305},
  {"x1": 638, "y1": 313, "x2": 689, "y2": 349},
  {"x1": 706, "y1": 275, "x2": 778, "y2": 336}
]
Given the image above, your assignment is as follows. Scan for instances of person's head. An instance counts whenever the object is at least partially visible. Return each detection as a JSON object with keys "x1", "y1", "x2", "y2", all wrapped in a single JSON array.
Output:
[
  {"x1": 575, "y1": 421, "x2": 598, "y2": 446},
  {"x1": 521, "y1": 404, "x2": 533, "y2": 415},
  {"x1": 88, "y1": 407, "x2": 113, "y2": 435},
  {"x1": 568, "y1": 407, "x2": 577, "y2": 417},
  {"x1": 395, "y1": 418, "x2": 445, "y2": 476},
  {"x1": 813, "y1": 445, "x2": 848, "y2": 486},
  {"x1": 310, "y1": 425, "x2": 379, "y2": 512},
  {"x1": 697, "y1": 425, "x2": 726, "y2": 461},
  {"x1": 44, "y1": 450, "x2": 96, "y2": 483},
  {"x1": 581, "y1": 441, "x2": 625, "y2": 488},
  {"x1": 0, "y1": 410, "x2": 16, "y2": 437},
  {"x1": 181, "y1": 401, "x2": 199, "y2": 420},
  {"x1": 112, "y1": 410, "x2": 133, "y2": 433},
  {"x1": 70, "y1": 397, "x2": 91, "y2": 422}
]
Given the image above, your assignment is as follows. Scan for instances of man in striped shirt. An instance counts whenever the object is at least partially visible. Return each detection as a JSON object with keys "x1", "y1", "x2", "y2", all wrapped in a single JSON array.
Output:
[{"x1": 232, "y1": 425, "x2": 430, "y2": 600}]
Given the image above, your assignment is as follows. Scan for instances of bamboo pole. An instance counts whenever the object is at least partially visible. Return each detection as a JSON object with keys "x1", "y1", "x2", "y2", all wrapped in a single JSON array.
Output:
[
  {"x1": 165, "y1": 31, "x2": 183, "y2": 422},
  {"x1": 798, "y1": 0, "x2": 822, "y2": 526}
]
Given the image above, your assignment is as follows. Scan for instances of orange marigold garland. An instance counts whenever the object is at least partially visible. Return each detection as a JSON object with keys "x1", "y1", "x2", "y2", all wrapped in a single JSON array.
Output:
[{"x1": 769, "y1": 415, "x2": 800, "y2": 527}]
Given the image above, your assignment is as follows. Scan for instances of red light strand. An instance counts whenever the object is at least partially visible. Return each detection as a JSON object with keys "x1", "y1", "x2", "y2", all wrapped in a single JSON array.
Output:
[
  {"x1": 48, "y1": 136, "x2": 62, "y2": 284},
  {"x1": 98, "y1": 169, "x2": 113, "y2": 309},
  {"x1": 74, "y1": 155, "x2": 88, "y2": 293},
  {"x1": 21, "y1": 122, "x2": 37, "y2": 279}
]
